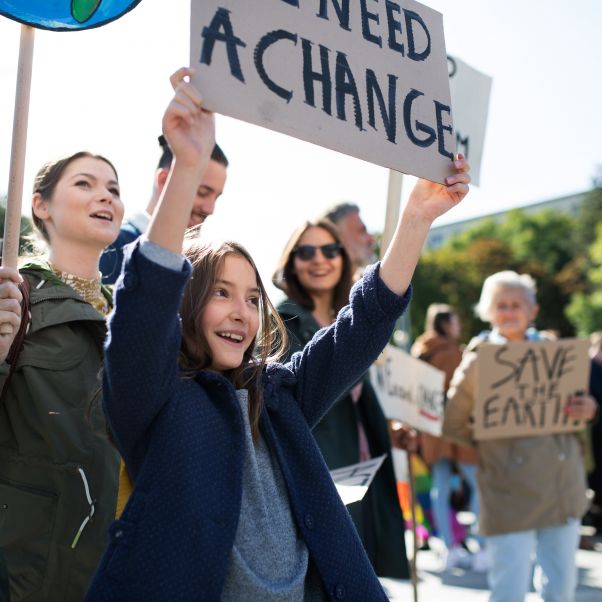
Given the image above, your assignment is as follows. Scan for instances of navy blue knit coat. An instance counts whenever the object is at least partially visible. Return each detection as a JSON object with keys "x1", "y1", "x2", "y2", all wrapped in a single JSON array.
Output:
[{"x1": 85, "y1": 243, "x2": 411, "y2": 601}]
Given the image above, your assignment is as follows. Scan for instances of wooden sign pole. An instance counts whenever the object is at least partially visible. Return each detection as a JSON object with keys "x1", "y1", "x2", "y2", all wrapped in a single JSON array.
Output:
[
  {"x1": 407, "y1": 451, "x2": 419, "y2": 602},
  {"x1": 1, "y1": 25, "x2": 35, "y2": 335}
]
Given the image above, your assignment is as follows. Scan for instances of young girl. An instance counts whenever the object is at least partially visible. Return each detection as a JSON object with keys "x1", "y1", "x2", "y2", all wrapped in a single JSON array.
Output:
[
  {"x1": 85, "y1": 68, "x2": 470, "y2": 601},
  {"x1": 0, "y1": 152, "x2": 123, "y2": 600},
  {"x1": 443, "y1": 271, "x2": 596, "y2": 602}
]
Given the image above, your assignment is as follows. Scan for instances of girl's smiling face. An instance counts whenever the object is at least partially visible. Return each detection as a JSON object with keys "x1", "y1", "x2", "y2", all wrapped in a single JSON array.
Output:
[
  {"x1": 490, "y1": 287, "x2": 539, "y2": 341},
  {"x1": 201, "y1": 254, "x2": 260, "y2": 372}
]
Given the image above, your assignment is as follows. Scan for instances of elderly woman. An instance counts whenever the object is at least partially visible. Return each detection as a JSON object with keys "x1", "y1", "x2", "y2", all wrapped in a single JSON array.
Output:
[{"x1": 443, "y1": 270, "x2": 596, "y2": 602}]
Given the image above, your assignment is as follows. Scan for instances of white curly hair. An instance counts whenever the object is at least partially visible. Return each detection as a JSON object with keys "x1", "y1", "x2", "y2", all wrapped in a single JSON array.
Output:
[{"x1": 475, "y1": 270, "x2": 537, "y2": 322}]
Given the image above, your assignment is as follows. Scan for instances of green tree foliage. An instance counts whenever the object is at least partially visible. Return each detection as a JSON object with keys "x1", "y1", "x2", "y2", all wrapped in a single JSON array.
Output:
[
  {"x1": 410, "y1": 205, "x2": 584, "y2": 343},
  {"x1": 566, "y1": 221, "x2": 602, "y2": 336},
  {"x1": 574, "y1": 186, "x2": 602, "y2": 253}
]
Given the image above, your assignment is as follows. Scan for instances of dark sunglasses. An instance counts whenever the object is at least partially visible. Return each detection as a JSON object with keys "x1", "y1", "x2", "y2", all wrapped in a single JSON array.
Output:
[{"x1": 293, "y1": 243, "x2": 343, "y2": 261}]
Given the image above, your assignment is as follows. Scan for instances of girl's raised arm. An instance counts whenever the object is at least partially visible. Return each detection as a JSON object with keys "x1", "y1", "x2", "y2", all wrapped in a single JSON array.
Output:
[
  {"x1": 380, "y1": 157, "x2": 470, "y2": 294},
  {"x1": 146, "y1": 68, "x2": 215, "y2": 253}
]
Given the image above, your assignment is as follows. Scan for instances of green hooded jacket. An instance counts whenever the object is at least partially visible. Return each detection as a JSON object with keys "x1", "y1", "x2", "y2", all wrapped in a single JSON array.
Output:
[{"x1": 0, "y1": 262, "x2": 119, "y2": 601}]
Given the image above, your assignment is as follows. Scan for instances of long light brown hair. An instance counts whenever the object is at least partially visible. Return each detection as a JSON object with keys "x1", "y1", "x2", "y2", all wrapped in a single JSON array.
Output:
[{"x1": 180, "y1": 239, "x2": 288, "y2": 437}]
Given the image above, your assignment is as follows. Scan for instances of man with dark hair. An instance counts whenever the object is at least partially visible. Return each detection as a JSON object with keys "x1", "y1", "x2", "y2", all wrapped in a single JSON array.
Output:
[
  {"x1": 322, "y1": 202, "x2": 375, "y2": 271},
  {"x1": 100, "y1": 136, "x2": 228, "y2": 284}
]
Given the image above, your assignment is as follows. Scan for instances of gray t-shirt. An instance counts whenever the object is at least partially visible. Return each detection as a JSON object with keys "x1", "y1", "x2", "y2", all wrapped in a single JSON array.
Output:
[{"x1": 221, "y1": 391, "x2": 325, "y2": 601}]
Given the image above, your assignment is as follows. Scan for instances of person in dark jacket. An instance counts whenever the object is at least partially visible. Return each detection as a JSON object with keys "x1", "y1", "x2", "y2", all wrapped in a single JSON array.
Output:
[
  {"x1": 0, "y1": 151, "x2": 123, "y2": 600},
  {"x1": 273, "y1": 218, "x2": 411, "y2": 579},
  {"x1": 85, "y1": 67, "x2": 470, "y2": 600}
]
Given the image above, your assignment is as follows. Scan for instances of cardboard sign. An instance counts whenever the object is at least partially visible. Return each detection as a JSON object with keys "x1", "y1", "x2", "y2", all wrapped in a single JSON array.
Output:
[
  {"x1": 447, "y1": 55, "x2": 492, "y2": 186},
  {"x1": 370, "y1": 344, "x2": 445, "y2": 435},
  {"x1": 330, "y1": 454, "x2": 386, "y2": 506},
  {"x1": 474, "y1": 339, "x2": 590, "y2": 440},
  {"x1": 190, "y1": 0, "x2": 455, "y2": 184}
]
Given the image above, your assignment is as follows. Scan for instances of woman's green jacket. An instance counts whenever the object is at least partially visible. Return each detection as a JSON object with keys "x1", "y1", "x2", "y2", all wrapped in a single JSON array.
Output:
[{"x1": 0, "y1": 262, "x2": 119, "y2": 601}]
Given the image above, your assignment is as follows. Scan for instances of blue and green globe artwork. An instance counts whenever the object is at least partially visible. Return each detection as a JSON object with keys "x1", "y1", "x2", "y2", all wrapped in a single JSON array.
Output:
[{"x1": 0, "y1": 0, "x2": 143, "y2": 31}]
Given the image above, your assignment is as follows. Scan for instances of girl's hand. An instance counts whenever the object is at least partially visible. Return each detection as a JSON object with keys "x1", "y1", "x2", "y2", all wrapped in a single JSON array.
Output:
[
  {"x1": 162, "y1": 67, "x2": 215, "y2": 173},
  {"x1": 378, "y1": 155, "x2": 470, "y2": 295},
  {"x1": 406, "y1": 155, "x2": 471, "y2": 225},
  {"x1": 564, "y1": 392, "x2": 598, "y2": 422},
  {"x1": 0, "y1": 267, "x2": 23, "y2": 363}
]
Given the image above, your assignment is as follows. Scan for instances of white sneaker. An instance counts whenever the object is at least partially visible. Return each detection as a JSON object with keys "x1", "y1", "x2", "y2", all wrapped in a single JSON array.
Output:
[
  {"x1": 470, "y1": 549, "x2": 491, "y2": 573},
  {"x1": 441, "y1": 545, "x2": 469, "y2": 571}
]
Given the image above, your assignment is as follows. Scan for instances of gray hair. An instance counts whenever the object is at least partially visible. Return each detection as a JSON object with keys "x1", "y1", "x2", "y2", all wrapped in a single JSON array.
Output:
[
  {"x1": 321, "y1": 202, "x2": 360, "y2": 225},
  {"x1": 475, "y1": 270, "x2": 537, "y2": 322}
]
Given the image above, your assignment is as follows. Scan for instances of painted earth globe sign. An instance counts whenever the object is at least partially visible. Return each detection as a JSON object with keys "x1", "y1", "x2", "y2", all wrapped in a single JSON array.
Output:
[{"x1": 0, "y1": 0, "x2": 143, "y2": 31}]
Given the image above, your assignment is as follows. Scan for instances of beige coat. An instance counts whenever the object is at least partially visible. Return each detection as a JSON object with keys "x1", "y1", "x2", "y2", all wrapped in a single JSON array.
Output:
[{"x1": 442, "y1": 337, "x2": 589, "y2": 536}]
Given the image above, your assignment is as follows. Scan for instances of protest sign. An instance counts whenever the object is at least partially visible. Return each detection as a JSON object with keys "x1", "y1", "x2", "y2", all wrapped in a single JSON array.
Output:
[
  {"x1": 447, "y1": 55, "x2": 491, "y2": 186},
  {"x1": 190, "y1": 0, "x2": 455, "y2": 183},
  {"x1": 370, "y1": 344, "x2": 445, "y2": 435},
  {"x1": 330, "y1": 454, "x2": 386, "y2": 506},
  {"x1": 474, "y1": 339, "x2": 590, "y2": 440}
]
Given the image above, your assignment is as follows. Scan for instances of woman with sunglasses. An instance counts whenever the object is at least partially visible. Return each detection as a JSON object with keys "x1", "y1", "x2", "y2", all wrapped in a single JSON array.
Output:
[{"x1": 273, "y1": 219, "x2": 411, "y2": 579}]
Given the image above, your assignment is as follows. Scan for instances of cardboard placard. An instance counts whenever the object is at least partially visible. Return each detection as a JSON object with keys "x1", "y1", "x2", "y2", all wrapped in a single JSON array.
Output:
[
  {"x1": 447, "y1": 55, "x2": 492, "y2": 186},
  {"x1": 474, "y1": 339, "x2": 590, "y2": 440},
  {"x1": 330, "y1": 454, "x2": 386, "y2": 506},
  {"x1": 190, "y1": 0, "x2": 455, "y2": 183},
  {"x1": 370, "y1": 344, "x2": 445, "y2": 435}
]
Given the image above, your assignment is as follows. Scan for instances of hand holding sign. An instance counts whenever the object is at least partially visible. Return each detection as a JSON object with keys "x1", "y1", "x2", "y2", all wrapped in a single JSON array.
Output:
[
  {"x1": 0, "y1": 267, "x2": 23, "y2": 360},
  {"x1": 147, "y1": 69, "x2": 216, "y2": 254},
  {"x1": 564, "y1": 392, "x2": 597, "y2": 422},
  {"x1": 389, "y1": 421, "x2": 419, "y2": 452},
  {"x1": 163, "y1": 68, "x2": 216, "y2": 173},
  {"x1": 407, "y1": 154, "x2": 470, "y2": 221},
  {"x1": 378, "y1": 155, "x2": 469, "y2": 297}
]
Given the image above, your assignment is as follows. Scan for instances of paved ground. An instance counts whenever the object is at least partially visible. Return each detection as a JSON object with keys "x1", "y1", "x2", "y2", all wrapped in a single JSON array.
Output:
[{"x1": 379, "y1": 536, "x2": 602, "y2": 601}]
